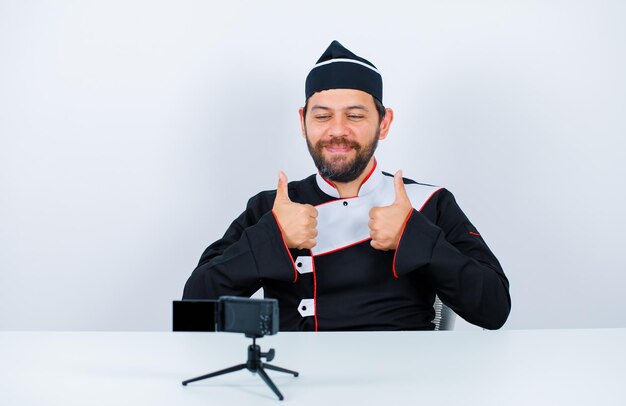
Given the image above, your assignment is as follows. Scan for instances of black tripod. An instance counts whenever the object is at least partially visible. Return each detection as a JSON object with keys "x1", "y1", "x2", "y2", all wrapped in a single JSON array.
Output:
[{"x1": 182, "y1": 336, "x2": 299, "y2": 400}]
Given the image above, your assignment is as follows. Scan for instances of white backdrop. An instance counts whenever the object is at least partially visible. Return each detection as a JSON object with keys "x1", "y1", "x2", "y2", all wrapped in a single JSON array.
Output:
[{"x1": 1, "y1": 0, "x2": 625, "y2": 331}]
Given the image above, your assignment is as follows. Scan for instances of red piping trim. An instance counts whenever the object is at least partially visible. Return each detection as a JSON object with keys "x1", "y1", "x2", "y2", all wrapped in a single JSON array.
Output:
[
  {"x1": 418, "y1": 187, "x2": 444, "y2": 212},
  {"x1": 312, "y1": 237, "x2": 372, "y2": 257},
  {"x1": 392, "y1": 209, "x2": 414, "y2": 279},
  {"x1": 469, "y1": 232, "x2": 481, "y2": 237},
  {"x1": 319, "y1": 172, "x2": 337, "y2": 189},
  {"x1": 311, "y1": 249, "x2": 318, "y2": 332},
  {"x1": 356, "y1": 158, "x2": 377, "y2": 195},
  {"x1": 271, "y1": 210, "x2": 298, "y2": 283}
]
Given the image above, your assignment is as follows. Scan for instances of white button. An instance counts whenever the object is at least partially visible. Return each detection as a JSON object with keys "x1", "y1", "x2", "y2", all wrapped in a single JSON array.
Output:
[{"x1": 297, "y1": 299, "x2": 315, "y2": 317}]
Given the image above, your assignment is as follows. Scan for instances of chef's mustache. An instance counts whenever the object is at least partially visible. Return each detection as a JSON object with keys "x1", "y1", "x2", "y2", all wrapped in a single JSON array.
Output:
[{"x1": 317, "y1": 138, "x2": 361, "y2": 150}]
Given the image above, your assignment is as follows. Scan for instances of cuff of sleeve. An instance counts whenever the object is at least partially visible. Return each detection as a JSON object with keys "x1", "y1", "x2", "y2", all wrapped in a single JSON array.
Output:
[
  {"x1": 245, "y1": 210, "x2": 298, "y2": 283},
  {"x1": 392, "y1": 209, "x2": 442, "y2": 278}
]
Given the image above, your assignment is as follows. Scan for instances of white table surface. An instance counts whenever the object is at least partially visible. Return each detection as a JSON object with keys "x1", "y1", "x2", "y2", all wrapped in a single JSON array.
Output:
[{"x1": 1, "y1": 329, "x2": 625, "y2": 405}]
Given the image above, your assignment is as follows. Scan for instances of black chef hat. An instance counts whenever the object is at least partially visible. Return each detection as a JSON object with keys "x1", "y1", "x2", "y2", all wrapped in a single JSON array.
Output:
[{"x1": 305, "y1": 40, "x2": 383, "y2": 103}]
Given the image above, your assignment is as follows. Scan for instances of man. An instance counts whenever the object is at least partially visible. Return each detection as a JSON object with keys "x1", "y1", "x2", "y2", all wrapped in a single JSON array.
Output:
[{"x1": 183, "y1": 40, "x2": 511, "y2": 331}]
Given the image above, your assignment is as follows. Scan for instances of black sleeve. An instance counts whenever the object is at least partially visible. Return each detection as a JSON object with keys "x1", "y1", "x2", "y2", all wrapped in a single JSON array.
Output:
[
  {"x1": 393, "y1": 189, "x2": 511, "y2": 329},
  {"x1": 182, "y1": 193, "x2": 297, "y2": 299}
]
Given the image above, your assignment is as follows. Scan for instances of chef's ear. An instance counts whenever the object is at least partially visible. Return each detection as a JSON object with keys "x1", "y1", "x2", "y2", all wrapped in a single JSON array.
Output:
[
  {"x1": 299, "y1": 107, "x2": 306, "y2": 139},
  {"x1": 378, "y1": 108, "x2": 394, "y2": 141}
]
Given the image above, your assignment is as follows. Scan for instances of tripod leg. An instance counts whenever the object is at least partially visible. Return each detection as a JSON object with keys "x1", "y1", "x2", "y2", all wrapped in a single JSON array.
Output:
[
  {"x1": 256, "y1": 366, "x2": 284, "y2": 401},
  {"x1": 264, "y1": 363, "x2": 299, "y2": 377},
  {"x1": 182, "y1": 364, "x2": 247, "y2": 386}
]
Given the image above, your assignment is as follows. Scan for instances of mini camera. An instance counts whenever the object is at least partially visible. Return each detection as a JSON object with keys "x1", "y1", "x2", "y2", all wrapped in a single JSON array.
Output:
[{"x1": 217, "y1": 296, "x2": 279, "y2": 337}]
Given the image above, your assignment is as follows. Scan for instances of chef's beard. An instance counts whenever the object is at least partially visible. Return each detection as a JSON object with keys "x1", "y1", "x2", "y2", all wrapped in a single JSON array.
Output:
[{"x1": 305, "y1": 129, "x2": 379, "y2": 183}]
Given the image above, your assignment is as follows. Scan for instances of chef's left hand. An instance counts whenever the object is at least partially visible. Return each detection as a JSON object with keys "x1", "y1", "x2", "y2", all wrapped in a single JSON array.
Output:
[{"x1": 369, "y1": 170, "x2": 413, "y2": 251}]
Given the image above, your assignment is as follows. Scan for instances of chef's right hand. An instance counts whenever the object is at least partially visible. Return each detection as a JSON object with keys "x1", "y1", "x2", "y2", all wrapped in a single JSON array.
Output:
[{"x1": 272, "y1": 171, "x2": 318, "y2": 249}]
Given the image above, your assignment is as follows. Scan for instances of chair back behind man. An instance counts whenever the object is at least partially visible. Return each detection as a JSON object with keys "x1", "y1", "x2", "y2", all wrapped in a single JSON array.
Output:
[{"x1": 433, "y1": 295, "x2": 456, "y2": 330}]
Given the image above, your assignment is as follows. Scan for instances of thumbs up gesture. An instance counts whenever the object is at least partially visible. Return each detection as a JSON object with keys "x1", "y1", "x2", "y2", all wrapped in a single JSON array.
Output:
[
  {"x1": 272, "y1": 171, "x2": 318, "y2": 249},
  {"x1": 369, "y1": 171, "x2": 413, "y2": 251}
]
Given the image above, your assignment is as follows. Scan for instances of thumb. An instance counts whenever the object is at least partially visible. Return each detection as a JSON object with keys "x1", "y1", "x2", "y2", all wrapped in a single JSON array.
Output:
[
  {"x1": 393, "y1": 170, "x2": 410, "y2": 204},
  {"x1": 275, "y1": 171, "x2": 291, "y2": 202}
]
